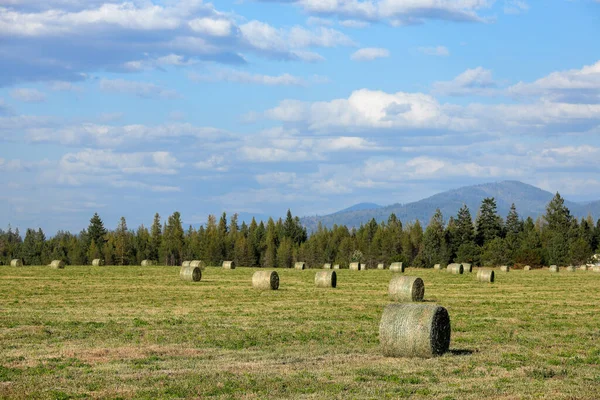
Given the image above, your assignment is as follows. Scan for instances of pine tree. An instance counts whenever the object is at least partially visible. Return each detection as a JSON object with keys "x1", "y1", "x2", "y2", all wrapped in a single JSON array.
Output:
[
  {"x1": 422, "y1": 209, "x2": 445, "y2": 267},
  {"x1": 475, "y1": 198, "x2": 503, "y2": 246},
  {"x1": 456, "y1": 204, "x2": 474, "y2": 247},
  {"x1": 276, "y1": 236, "x2": 294, "y2": 268},
  {"x1": 88, "y1": 213, "x2": 107, "y2": 248},
  {"x1": 115, "y1": 217, "x2": 131, "y2": 265},
  {"x1": 149, "y1": 213, "x2": 162, "y2": 262},
  {"x1": 263, "y1": 218, "x2": 277, "y2": 268},
  {"x1": 544, "y1": 193, "x2": 572, "y2": 265}
]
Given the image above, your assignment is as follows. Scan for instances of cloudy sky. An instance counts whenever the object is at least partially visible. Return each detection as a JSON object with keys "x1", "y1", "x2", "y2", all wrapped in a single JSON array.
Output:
[{"x1": 1, "y1": 0, "x2": 599, "y2": 233}]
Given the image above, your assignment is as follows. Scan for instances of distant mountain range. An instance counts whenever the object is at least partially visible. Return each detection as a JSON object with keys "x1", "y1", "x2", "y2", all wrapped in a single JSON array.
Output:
[{"x1": 300, "y1": 181, "x2": 600, "y2": 232}]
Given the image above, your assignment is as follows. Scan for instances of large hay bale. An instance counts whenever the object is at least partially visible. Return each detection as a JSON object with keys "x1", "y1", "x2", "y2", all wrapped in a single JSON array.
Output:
[
  {"x1": 295, "y1": 262, "x2": 306, "y2": 270},
  {"x1": 252, "y1": 270, "x2": 279, "y2": 290},
  {"x1": 462, "y1": 263, "x2": 472, "y2": 273},
  {"x1": 180, "y1": 265, "x2": 202, "y2": 282},
  {"x1": 315, "y1": 271, "x2": 337, "y2": 288},
  {"x1": 377, "y1": 263, "x2": 385, "y2": 270},
  {"x1": 448, "y1": 263, "x2": 463, "y2": 274},
  {"x1": 549, "y1": 265, "x2": 559, "y2": 273},
  {"x1": 500, "y1": 265, "x2": 510, "y2": 272},
  {"x1": 182, "y1": 261, "x2": 191, "y2": 268},
  {"x1": 333, "y1": 264, "x2": 340, "y2": 270},
  {"x1": 379, "y1": 303, "x2": 451, "y2": 358},
  {"x1": 10, "y1": 259, "x2": 23, "y2": 267},
  {"x1": 323, "y1": 263, "x2": 332, "y2": 269},
  {"x1": 524, "y1": 265, "x2": 531, "y2": 271},
  {"x1": 476, "y1": 269, "x2": 494, "y2": 283},
  {"x1": 50, "y1": 260, "x2": 65, "y2": 269},
  {"x1": 433, "y1": 264, "x2": 442, "y2": 270},
  {"x1": 91, "y1": 259, "x2": 104, "y2": 266},
  {"x1": 566, "y1": 265, "x2": 576, "y2": 272},
  {"x1": 349, "y1": 262, "x2": 361, "y2": 271},
  {"x1": 141, "y1": 260, "x2": 154, "y2": 267},
  {"x1": 388, "y1": 276, "x2": 424, "y2": 302},
  {"x1": 222, "y1": 261, "x2": 235, "y2": 269},
  {"x1": 190, "y1": 260, "x2": 206, "y2": 269},
  {"x1": 389, "y1": 262, "x2": 404, "y2": 273}
]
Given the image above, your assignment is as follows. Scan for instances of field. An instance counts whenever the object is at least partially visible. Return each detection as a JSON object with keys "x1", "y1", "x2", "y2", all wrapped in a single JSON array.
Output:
[{"x1": 1, "y1": 266, "x2": 600, "y2": 399}]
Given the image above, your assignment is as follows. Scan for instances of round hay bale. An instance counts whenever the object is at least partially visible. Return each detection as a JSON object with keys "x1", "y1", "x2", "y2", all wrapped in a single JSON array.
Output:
[
  {"x1": 333, "y1": 264, "x2": 340, "y2": 270},
  {"x1": 141, "y1": 260, "x2": 154, "y2": 267},
  {"x1": 349, "y1": 262, "x2": 361, "y2": 271},
  {"x1": 180, "y1": 266, "x2": 202, "y2": 282},
  {"x1": 388, "y1": 276, "x2": 424, "y2": 302},
  {"x1": 579, "y1": 265, "x2": 588, "y2": 271},
  {"x1": 500, "y1": 265, "x2": 510, "y2": 272},
  {"x1": 476, "y1": 269, "x2": 494, "y2": 283},
  {"x1": 182, "y1": 261, "x2": 191, "y2": 268},
  {"x1": 448, "y1": 264, "x2": 463, "y2": 274},
  {"x1": 549, "y1": 265, "x2": 559, "y2": 273},
  {"x1": 462, "y1": 263, "x2": 472, "y2": 273},
  {"x1": 315, "y1": 271, "x2": 337, "y2": 288},
  {"x1": 377, "y1": 263, "x2": 385, "y2": 270},
  {"x1": 593, "y1": 266, "x2": 600, "y2": 273},
  {"x1": 566, "y1": 266, "x2": 576, "y2": 272},
  {"x1": 252, "y1": 270, "x2": 279, "y2": 290},
  {"x1": 190, "y1": 260, "x2": 206, "y2": 270},
  {"x1": 389, "y1": 262, "x2": 404, "y2": 273},
  {"x1": 379, "y1": 303, "x2": 451, "y2": 358},
  {"x1": 10, "y1": 259, "x2": 23, "y2": 267},
  {"x1": 323, "y1": 263, "x2": 332, "y2": 269},
  {"x1": 50, "y1": 260, "x2": 65, "y2": 269},
  {"x1": 523, "y1": 265, "x2": 531, "y2": 271},
  {"x1": 295, "y1": 262, "x2": 306, "y2": 270},
  {"x1": 222, "y1": 261, "x2": 235, "y2": 269},
  {"x1": 91, "y1": 259, "x2": 104, "y2": 266},
  {"x1": 433, "y1": 264, "x2": 442, "y2": 270}
]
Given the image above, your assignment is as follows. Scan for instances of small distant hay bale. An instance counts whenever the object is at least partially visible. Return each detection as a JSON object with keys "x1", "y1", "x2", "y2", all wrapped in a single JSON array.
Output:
[
  {"x1": 433, "y1": 264, "x2": 442, "y2": 270},
  {"x1": 295, "y1": 262, "x2": 306, "y2": 270},
  {"x1": 252, "y1": 270, "x2": 279, "y2": 290},
  {"x1": 349, "y1": 262, "x2": 361, "y2": 271},
  {"x1": 462, "y1": 263, "x2": 472, "y2": 273},
  {"x1": 180, "y1": 265, "x2": 202, "y2": 282},
  {"x1": 182, "y1": 261, "x2": 191, "y2": 268},
  {"x1": 377, "y1": 263, "x2": 385, "y2": 270},
  {"x1": 448, "y1": 263, "x2": 463, "y2": 274},
  {"x1": 389, "y1": 262, "x2": 404, "y2": 273},
  {"x1": 500, "y1": 265, "x2": 510, "y2": 272},
  {"x1": 333, "y1": 264, "x2": 340, "y2": 270},
  {"x1": 388, "y1": 276, "x2": 424, "y2": 302},
  {"x1": 141, "y1": 260, "x2": 154, "y2": 267},
  {"x1": 566, "y1": 266, "x2": 576, "y2": 272},
  {"x1": 579, "y1": 265, "x2": 588, "y2": 271},
  {"x1": 92, "y1": 259, "x2": 104, "y2": 266},
  {"x1": 323, "y1": 263, "x2": 332, "y2": 269},
  {"x1": 379, "y1": 303, "x2": 451, "y2": 358},
  {"x1": 222, "y1": 261, "x2": 235, "y2": 269},
  {"x1": 315, "y1": 271, "x2": 337, "y2": 288},
  {"x1": 549, "y1": 265, "x2": 559, "y2": 273},
  {"x1": 476, "y1": 269, "x2": 495, "y2": 283},
  {"x1": 50, "y1": 260, "x2": 65, "y2": 269},
  {"x1": 593, "y1": 266, "x2": 600, "y2": 273},
  {"x1": 190, "y1": 260, "x2": 206, "y2": 270},
  {"x1": 523, "y1": 265, "x2": 531, "y2": 271},
  {"x1": 10, "y1": 259, "x2": 23, "y2": 267}
]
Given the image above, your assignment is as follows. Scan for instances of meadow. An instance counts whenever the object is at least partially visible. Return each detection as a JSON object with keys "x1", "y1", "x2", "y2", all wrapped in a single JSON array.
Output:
[{"x1": 1, "y1": 265, "x2": 600, "y2": 399}]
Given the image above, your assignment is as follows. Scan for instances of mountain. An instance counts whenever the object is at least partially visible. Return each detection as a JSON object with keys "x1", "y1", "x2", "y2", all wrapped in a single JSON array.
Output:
[
  {"x1": 300, "y1": 180, "x2": 600, "y2": 231},
  {"x1": 333, "y1": 203, "x2": 382, "y2": 214}
]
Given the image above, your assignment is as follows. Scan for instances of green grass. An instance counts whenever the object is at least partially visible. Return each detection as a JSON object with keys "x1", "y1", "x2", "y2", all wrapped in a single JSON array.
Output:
[{"x1": 1, "y1": 266, "x2": 600, "y2": 399}]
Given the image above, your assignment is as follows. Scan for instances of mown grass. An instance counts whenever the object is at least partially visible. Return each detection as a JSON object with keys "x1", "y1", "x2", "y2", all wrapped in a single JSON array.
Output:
[{"x1": 1, "y1": 266, "x2": 600, "y2": 399}]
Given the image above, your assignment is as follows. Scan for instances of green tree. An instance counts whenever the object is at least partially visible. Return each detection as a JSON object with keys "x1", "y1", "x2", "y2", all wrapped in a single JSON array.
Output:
[
  {"x1": 88, "y1": 213, "x2": 107, "y2": 249},
  {"x1": 149, "y1": 213, "x2": 162, "y2": 262},
  {"x1": 422, "y1": 209, "x2": 446, "y2": 267},
  {"x1": 475, "y1": 198, "x2": 503, "y2": 246},
  {"x1": 456, "y1": 204, "x2": 474, "y2": 247}
]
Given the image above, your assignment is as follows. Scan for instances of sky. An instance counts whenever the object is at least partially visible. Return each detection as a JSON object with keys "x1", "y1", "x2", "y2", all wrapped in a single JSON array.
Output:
[{"x1": 0, "y1": 0, "x2": 599, "y2": 234}]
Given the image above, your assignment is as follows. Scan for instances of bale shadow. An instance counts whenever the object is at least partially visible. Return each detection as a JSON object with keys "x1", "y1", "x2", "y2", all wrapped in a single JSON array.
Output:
[{"x1": 449, "y1": 349, "x2": 474, "y2": 356}]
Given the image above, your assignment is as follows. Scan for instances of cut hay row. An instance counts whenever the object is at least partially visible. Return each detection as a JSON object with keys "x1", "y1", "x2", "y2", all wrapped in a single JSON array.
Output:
[
  {"x1": 295, "y1": 262, "x2": 306, "y2": 270},
  {"x1": 476, "y1": 269, "x2": 494, "y2": 283},
  {"x1": 11, "y1": 259, "x2": 23, "y2": 267},
  {"x1": 447, "y1": 263, "x2": 463, "y2": 274},
  {"x1": 180, "y1": 265, "x2": 202, "y2": 282},
  {"x1": 252, "y1": 270, "x2": 279, "y2": 290},
  {"x1": 50, "y1": 260, "x2": 65, "y2": 269},
  {"x1": 379, "y1": 303, "x2": 451, "y2": 358},
  {"x1": 92, "y1": 259, "x2": 104, "y2": 267},
  {"x1": 349, "y1": 262, "x2": 361, "y2": 271},
  {"x1": 389, "y1": 262, "x2": 404, "y2": 273},
  {"x1": 388, "y1": 276, "x2": 424, "y2": 302},
  {"x1": 222, "y1": 261, "x2": 235, "y2": 269},
  {"x1": 315, "y1": 271, "x2": 336, "y2": 288}
]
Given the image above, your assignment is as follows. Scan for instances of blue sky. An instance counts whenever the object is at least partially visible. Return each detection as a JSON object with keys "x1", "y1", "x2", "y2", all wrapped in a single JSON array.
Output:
[{"x1": 1, "y1": 0, "x2": 599, "y2": 233}]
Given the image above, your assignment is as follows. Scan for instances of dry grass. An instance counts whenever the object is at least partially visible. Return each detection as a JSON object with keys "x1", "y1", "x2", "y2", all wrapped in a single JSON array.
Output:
[{"x1": 1, "y1": 266, "x2": 600, "y2": 399}]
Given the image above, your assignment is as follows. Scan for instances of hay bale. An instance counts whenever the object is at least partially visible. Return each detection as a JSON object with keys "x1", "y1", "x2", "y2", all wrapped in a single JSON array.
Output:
[
  {"x1": 50, "y1": 260, "x2": 65, "y2": 269},
  {"x1": 349, "y1": 262, "x2": 361, "y2": 271},
  {"x1": 222, "y1": 261, "x2": 235, "y2": 269},
  {"x1": 379, "y1": 303, "x2": 451, "y2": 358},
  {"x1": 180, "y1": 265, "x2": 202, "y2": 282},
  {"x1": 433, "y1": 264, "x2": 442, "y2": 270},
  {"x1": 448, "y1": 263, "x2": 463, "y2": 274},
  {"x1": 500, "y1": 265, "x2": 510, "y2": 272},
  {"x1": 549, "y1": 265, "x2": 559, "y2": 273},
  {"x1": 91, "y1": 259, "x2": 104, "y2": 266},
  {"x1": 295, "y1": 262, "x2": 306, "y2": 270},
  {"x1": 566, "y1": 265, "x2": 576, "y2": 272},
  {"x1": 579, "y1": 265, "x2": 588, "y2": 271},
  {"x1": 389, "y1": 262, "x2": 404, "y2": 273},
  {"x1": 523, "y1": 265, "x2": 531, "y2": 271},
  {"x1": 252, "y1": 270, "x2": 279, "y2": 290},
  {"x1": 462, "y1": 263, "x2": 472, "y2": 273},
  {"x1": 182, "y1": 261, "x2": 191, "y2": 268},
  {"x1": 377, "y1": 263, "x2": 385, "y2": 270},
  {"x1": 190, "y1": 260, "x2": 206, "y2": 269},
  {"x1": 315, "y1": 271, "x2": 337, "y2": 288},
  {"x1": 10, "y1": 259, "x2": 23, "y2": 267},
  {"x1": 323, "y1": 263, "x2": 332, "y2": 269},
  {"x1": 333, "y1": 264, "x2": 340, "y2": 270},
  {"x1": 141, "y1": 260, "x2": 154, "y2": 267},
  {"x1": 476, "y1": 269, "x2": 494, "y2": 283},
  {"x1": 593, "y1": 266, "x2": 600, "y2": 273},
  {"x1": 388, "y1": 276, "x2": 424, "y2": 302}
]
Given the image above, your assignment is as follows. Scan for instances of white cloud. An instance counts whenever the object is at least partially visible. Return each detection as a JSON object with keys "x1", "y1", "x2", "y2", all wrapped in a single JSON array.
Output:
[
  {"x1": 432, "y1": 67, "x2": 498, "y2": 96},
  {"x1": 504, "y1": 0, "x2": 529, "y2": 14},
  {"x1": 255, "y1": 172, "x2": 298, "y2": 185},
  {"x1": 307, "y1": 16, "x2": 334, "y2": 26},
  {"x1": 188, "y1": 17, "x2": 233, "y2": 37},
  {"x1": 418, "y1": 46, "x2": 450, "y2": 56},
  {"x1": 340, "y1": 19, "x2": 370, "y2": 28},
  {"x1": 350, "y1": 47, "x2": 390, "y2": 61},
  {"x1": 189, "y1": 69, "x2": 306, "y2": 86},
  {"x1": 194, "y1": 155, "x2": 228, "y2": 171},
  {"x1": 99, "y1": 79, "x2": 179, "y2": 99},
  {"x1": 10, "y1": 88, "x2": 47, "y2": 102}
]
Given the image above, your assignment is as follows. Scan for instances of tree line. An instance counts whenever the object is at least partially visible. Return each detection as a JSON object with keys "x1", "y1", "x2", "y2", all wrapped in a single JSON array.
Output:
[{"x1": 1, "y1": 193, "x2": 598, "y2": 267}]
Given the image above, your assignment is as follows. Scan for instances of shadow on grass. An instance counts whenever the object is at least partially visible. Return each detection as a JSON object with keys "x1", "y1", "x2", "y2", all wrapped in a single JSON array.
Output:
[{"x1": 449, "y1": 349, "x2": 474, "y2": 356}]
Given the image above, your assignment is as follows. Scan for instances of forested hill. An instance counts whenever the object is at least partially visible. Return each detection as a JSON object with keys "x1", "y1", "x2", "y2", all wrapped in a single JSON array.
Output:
[{"x1": 301, "y1": 181, "x2": 600, "y2": 231}]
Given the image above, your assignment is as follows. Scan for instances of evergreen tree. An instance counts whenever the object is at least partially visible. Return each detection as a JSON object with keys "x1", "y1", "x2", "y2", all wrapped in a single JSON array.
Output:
[
  {"x1": 149, "y1": 213, "x2": 162, "y2": 262},
  {"x1": 422, "y1": 209, "x2": 445, "y2": 267},
  {"x1": 475, "y1": 198, "x2": 503, "y2": 246},
  {"x1": 456, "y1": 204, "x2": 475, "y2": 247},
  {"x1": 88, "y1": 213, "x2": 107, "y2": 248},
  {"x1": 115, "y1": 217, "x2": 131, "y2": 265}
]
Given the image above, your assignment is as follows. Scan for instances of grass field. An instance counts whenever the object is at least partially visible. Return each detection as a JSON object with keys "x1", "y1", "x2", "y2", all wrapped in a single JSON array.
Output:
[{"x1": 1, "y1": 266, "x2": 600, "y2": 399}]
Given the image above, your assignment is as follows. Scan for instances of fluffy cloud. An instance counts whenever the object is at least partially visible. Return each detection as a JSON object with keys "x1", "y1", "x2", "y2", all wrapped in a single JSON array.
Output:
[
  {"x1": 350, "y1": 47, "x2": 390, "y2": 61},
  {"x1": 418, "y1": 46, "x2": 450, "y2": 56},
  {"x1": 10, "y1": 88, "x2": 47, "y2": 102},
  {"x1": 432, "y1": 67, "x2": 498, "y2": 96},
  {"x1": 189, "y1": 69, "x2": 306, "y2": 86},
  {"x1": 99, "y1": 79, "x2": 179, "y2": 99}
]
